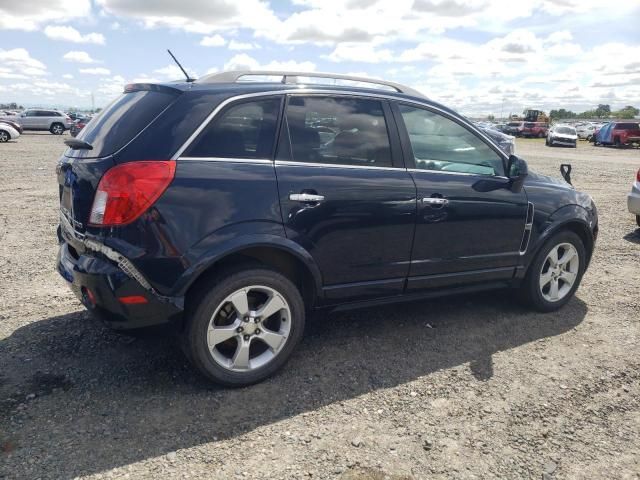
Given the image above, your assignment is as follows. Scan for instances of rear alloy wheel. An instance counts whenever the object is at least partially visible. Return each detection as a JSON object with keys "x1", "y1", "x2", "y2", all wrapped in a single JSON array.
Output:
[
  {"x1": 50, "y1": 123, "x2": 64, "y2": 135},
  {"x1": 183, "y1": 267, "x2": 305, "y2": 386},
  {"x1": 0, "y1": 130, "x2": 8, "y2": 143},
  {"x1": 519, "y1": 230, "x2": 586, "y2": 312}
]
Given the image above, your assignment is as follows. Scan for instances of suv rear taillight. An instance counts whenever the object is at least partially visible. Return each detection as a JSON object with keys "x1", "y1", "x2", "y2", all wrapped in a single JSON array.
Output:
[
  {"x1": 637, "y1": 169, "x2": 640, "y2": 183},
  {"x1": 89, "y1": 160, "x2": 176, "y2": 226}
]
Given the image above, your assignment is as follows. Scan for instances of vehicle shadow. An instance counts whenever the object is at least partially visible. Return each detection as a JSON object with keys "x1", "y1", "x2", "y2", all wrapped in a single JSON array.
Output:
[
  {"x1": 623, "y1": 228, "x2": 640, "y2": 244},
  {"x1": 0, "y1": 292, "x2": 587, "y2": 478}
]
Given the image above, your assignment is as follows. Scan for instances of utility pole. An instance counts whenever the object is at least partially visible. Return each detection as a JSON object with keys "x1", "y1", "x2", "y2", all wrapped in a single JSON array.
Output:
[{"x1": 91, "y1": 92, "x2": 95, "y2": 113}]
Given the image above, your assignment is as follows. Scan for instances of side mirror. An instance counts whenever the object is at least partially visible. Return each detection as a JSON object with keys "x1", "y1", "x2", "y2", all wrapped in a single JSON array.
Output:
[{"x1": 507, "y1": 155, "x2": 528, "y2": 193}]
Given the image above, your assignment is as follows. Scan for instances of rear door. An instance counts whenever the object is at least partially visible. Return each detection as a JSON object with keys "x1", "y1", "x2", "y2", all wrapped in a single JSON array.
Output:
[
  {"x1": 392, "y1": 102, "x2": 528, "y2": 291},
  {"x1": 275, "y1": 94, "x2": 417, "y2": 303}
]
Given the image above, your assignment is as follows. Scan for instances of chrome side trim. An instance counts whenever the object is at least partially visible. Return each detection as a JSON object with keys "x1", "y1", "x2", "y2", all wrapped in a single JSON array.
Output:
[
  {"x1": 179, "y1": 156, "x2": 273, "y2": 164},
  {"x1": 408, "y1": 168, "x2": 509, "y2": 180},
  {"x1": 519, "y1": 202, "x2": 535, "y2": 255},
  {"x1": 171, "y1": 88, "x2": 510, "y2": 164},
  {"x1": 275, "y1": 160, "x2": 406, "y2": 172}
]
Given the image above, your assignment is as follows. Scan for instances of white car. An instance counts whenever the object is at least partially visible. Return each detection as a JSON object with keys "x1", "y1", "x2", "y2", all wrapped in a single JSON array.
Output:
[
  {"x1": 575, "y1": 123, "x2": 595, "y2": 140},
  {"x1": 546, "y1": 124, "x2": 577, "y2": 148},
  {"x1": 0, "y1": 121, "x2": 20, "y2": 143}
]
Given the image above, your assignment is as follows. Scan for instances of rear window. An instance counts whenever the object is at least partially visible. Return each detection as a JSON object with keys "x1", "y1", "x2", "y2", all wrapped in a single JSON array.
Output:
[
  {"x1": 73, "y1": 90, "x2": 178, "y2": 158},
  {"x1": 617, "y1": 123, "x2": 639, "y2": 130},
  {"x1": 508, "y1": 122, "x2": 521, "y2": 127}
]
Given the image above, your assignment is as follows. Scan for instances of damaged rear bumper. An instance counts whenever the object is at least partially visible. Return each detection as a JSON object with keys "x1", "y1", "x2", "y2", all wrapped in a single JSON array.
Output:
[{"x1": 57, "y1": 214, "x2": 184, "y2": 330}]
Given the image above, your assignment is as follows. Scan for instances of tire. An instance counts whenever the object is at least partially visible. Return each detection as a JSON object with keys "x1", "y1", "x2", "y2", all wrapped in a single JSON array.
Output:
[
  {"x1": 0, "y1": 130, "x2": 8, "y2": 143},
  {"x1": 182, "y1": 266, "x2": 305, "y2": 387},
  {"x1": 636, "y1": 215, "x2": 640, "y2": 228},
  {"x1": 545, "y1": 137, "x2": 549, "y2": 146},
  {"x1": 519, "y1": 230, "x2": 586, "y2": 312},
  {"x1": 538, "y1": 132, "x2": 545, "y2": 138},
  {"x1": 614, "y1": 137, "x2": 622, "y2": 148},
  {"x1": 50, "y1": 123, "x2": 64, "y2": 135}
]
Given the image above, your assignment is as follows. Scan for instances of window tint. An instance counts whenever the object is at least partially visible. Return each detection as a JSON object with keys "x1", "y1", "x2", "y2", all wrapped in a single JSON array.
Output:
[
  {"x1": 37, "y1": 111, "x2": 52, "y2": 117},
  {"x1": 25, "y1": 111, "x2": 38, "y2": 117},
  {"x1": 185, "y1": 98, "x2": 281, "y2": 159},
  {"x1": 398, "y1": 105, "x2": 504, "y2": 176},
  {"x1": 285, "y1": 96, "x2": 392, "y2": 167}
]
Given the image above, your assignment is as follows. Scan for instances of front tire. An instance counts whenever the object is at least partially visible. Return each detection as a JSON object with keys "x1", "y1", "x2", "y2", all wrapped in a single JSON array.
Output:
[
  {"x1": 50, "y1": 123, "x2": 64, "y2": 135},
  {"x1": 519, "y1": 231, "x2": 586, "y2": 312},
  {"x1": 183, "y1": 266, "x2": 305, "y2": 386}
]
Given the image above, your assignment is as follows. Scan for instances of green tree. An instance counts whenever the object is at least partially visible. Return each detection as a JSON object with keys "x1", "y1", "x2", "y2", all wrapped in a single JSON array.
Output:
[
  {"x1": 487, "y1": 114, "x2": 495, "y2": 121},
  {"x1": 615, "y1": 105, "x2": 639, "y2": 119},
  {"x1": 595, "y1": 104, "x2": 611, "y2": 118}
]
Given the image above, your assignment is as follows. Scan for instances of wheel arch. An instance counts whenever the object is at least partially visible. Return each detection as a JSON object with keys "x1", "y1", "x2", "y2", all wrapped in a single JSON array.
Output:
[{"x1": 178, "y1": 236, "x2": 323, "y2": 313}]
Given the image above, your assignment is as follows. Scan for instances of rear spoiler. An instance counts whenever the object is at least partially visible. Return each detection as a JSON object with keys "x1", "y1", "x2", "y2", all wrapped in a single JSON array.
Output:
[{"x1": 123, "y1": 83, "x2": 183, "y2": 94}]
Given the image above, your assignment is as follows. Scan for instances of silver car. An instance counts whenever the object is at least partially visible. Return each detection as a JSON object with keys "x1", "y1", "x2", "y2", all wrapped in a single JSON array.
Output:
[
  {"x1": 5, "y1": 109, "x2": 73, "y2": 135},
  {"x1": 628, "y1": 168, "x2": 640, "y2": 227}
]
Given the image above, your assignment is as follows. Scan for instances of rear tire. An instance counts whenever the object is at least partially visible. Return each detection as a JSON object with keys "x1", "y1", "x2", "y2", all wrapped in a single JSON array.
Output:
[
  {"x1": 614, "y1": 137, "x2": 622, "y2": 148},
  {"x1": 0, "y1": 130, "x2": 8, "y2": 143},
  {"x1": 519, "y1": 230, "x2": 586, "y2": 312},
  {"x1": 636, "y1": 215, "x2": 640, "y2": 228},
  {"x1": 183, "y1": 266, "x2": 305, "y2": 386},
  {"x1": 50, "y1": 123, "x2": 64, "y2": 135}
]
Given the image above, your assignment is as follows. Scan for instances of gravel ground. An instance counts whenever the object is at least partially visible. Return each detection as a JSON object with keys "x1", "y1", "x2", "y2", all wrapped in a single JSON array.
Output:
[{"x1": 0, "y1": 132, "x2": 639, "y2": 480}]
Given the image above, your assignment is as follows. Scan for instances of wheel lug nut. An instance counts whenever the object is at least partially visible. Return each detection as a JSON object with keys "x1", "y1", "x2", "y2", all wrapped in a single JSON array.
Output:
[
  {"x1": 255, "y1": 329, "x2": 261, "y2": 334},
  {"x1": 243, "y1": 316, "x2": 249, "y2": 322},
  {"x1": 236, "y1": 326, "x2": 244, "y2": 333},
  {"x1": 243, "y1": 335, "x2": 250, "y2": 341}
]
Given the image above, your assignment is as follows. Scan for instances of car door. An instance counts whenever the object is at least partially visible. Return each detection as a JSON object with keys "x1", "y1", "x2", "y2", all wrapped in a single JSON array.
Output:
[
  {"x1": 392, "y1": 102, "x2": 529, "y2": 291},
  {"x1": 275, "y1": 94, "x2": 417, "y2": 303},
  {"x1": 21, "y1": 110, "x2": 39, "y2": 129}
]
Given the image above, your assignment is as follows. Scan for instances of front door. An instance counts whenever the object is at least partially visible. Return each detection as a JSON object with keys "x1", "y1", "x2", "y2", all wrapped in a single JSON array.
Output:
[
  {"x1": 392, "y1": 103, "x2": 528, "y2": 291},
  {"x1": 275, "y1": 95, "x2": 417, "y2": 303}
]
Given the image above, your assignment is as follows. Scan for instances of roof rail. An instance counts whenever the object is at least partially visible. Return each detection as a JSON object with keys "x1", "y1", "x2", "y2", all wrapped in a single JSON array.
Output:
[{"x1": 197, "y1": 70, "x2": 426, "y2": 98}]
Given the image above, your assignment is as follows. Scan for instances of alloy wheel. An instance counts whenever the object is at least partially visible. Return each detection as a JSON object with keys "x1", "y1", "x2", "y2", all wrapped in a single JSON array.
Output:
[
  {"x1": 52, "y1": 125, "x2": 63, "y2": 135},
  {"x1": 0, "y1": 131, "x2": 8, "y2": 142},
  {"x1": 539, "y1": 242, "x2": 579, "y2": 302},
  {"x1": 206, "y1": 285, "x2": 291, "y2": 372}
]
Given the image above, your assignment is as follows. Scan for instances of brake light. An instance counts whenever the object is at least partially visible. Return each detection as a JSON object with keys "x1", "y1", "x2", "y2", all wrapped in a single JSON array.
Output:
[
  {"x1": 118, "y1": 295, "x2": 148, "y2": 304},
  {"x1": 89, "y1": 161, "x2": 176, "y2": 226},
  {"x1": 637, "y1": 169, "x2": 640, "y2": 183}
]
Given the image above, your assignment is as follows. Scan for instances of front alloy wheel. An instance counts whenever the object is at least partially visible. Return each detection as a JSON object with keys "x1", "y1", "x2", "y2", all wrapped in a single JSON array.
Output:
[
  {"x1": 51, "y1": 124, "x2": 64, "y2": 135},
  {"x1": 539, "y1": 243, "x2": 579, "y2": 302},
  {"x1": 0, "y1": 131, "x2": 8, "y2": 143}
]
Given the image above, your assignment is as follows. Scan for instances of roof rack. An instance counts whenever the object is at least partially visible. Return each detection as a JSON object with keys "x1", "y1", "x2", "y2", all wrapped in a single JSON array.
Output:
[{"x1": 197, "y1": 70, "x2": 426, "y2": 98}]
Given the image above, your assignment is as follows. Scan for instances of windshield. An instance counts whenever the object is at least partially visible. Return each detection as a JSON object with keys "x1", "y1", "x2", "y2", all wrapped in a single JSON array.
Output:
[{"x1": 556, "y1": 127, "x2": 576, "y2": 135}]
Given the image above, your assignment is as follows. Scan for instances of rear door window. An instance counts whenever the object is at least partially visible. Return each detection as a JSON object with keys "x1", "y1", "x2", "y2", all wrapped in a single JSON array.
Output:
[
  {"x1": 184, "y1": 97, "x2": 281, "y2": 159},
  {"x1": 72, "y1": 89, "x2": 179, "y2": 158},
  {"x1": 285, "y1": 95, "x2": 393, "y2": 168}
]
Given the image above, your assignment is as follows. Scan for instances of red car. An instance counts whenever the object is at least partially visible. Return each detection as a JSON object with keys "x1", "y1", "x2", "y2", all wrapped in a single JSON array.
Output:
[
  {"x1": 593, "y1": 122, "x2": 640, "y2": 147},
  {"x1": 522, "y1": 122, "x2": 548, "y2": 138}
]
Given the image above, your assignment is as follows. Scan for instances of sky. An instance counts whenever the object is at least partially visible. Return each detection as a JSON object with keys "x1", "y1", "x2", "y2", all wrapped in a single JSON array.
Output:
[{"x1": 0, "y1": 0, "x2": 639, "y2": 116}]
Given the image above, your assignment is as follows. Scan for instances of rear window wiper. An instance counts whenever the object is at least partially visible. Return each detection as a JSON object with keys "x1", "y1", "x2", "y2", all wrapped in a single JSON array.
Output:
[{"x1": 64, "y1": 138, "x2": 93, "y2": 150}]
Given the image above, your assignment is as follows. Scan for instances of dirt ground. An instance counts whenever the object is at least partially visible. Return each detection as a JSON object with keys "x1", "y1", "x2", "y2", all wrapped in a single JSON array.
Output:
[{"x1": 0, "y1": 133, "x2": 638, "y2": 480}]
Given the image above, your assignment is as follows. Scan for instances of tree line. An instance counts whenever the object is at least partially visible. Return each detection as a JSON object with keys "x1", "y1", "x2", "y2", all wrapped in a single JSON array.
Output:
[{"x1": 549, "y1": 105, "x2": 639, "y2": 120}]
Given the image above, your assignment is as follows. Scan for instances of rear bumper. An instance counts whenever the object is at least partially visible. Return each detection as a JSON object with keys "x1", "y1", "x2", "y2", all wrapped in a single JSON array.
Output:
[
  {"x1": 57, "y1": 239, "x2": 184, "y2": 330},
  {"x1": 628, "y1": 182, "x2": 640, "y2": 215}
]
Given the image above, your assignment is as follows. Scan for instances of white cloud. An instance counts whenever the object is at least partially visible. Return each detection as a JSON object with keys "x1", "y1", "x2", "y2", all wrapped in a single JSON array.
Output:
[
  {"x1": 325, "y1": 43, "x2": 394, "y2": 63},
  {"x1": 62, "y1": 74, "x2": 74, "y2": 79},
  {"x1": 44, "y1": 25, "x2": 106, "y2": 45},
  {"x1": 223, "y1": 54, "x2": 316, "y2": 72},
  {"x1": 0, "y1": 0, "x2": 91, "y2": 31},
  {"x1": 63, "y1": 51, "x2": 98, "y2": 64},
  {"x1": 228, "y1": 40, "x2": 256, "y2": 51},
  {"x1": 153, "y1": 64, "x2": 197, "y2": 80},
  {"x1": 79, "y1": 67, "x2": 111, "y2": 75},
  {"x1": 200, "y1": 34, "x2": 226, "y2": 47},
  {"x1": 0, "y1": 48, "x2": 47, "y2": 77}
]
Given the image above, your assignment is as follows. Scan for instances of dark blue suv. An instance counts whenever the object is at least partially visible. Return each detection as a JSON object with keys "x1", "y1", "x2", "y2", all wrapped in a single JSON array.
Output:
[{"x1": 57, "y1": 71, "x2": 598, "y2": 386}]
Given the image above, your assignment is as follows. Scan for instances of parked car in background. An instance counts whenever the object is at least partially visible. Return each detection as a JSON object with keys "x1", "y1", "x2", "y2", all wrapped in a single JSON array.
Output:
[
  {"x1": 504, "y1": 121, "x2": 524, "y2": 136},
  {"x1": 628, "y1": 168, "x2": 640, "y2": 227},
  {"x1": 592, "y1": 122, "x2": 640, "y2": 147},
  {"x1": 546, "y1": 124, "x2": 577, "y2": 147},
  {"x1": 2, "y1": 109, "x2": 73, "y2": 134},
  {"x1": 522, "y1": 122, "x2": 548, "y2": 138},
  {"x1": 575, "y1": 123, "x2": 598, "y2": 140},
  {"x1": 478, "y1": 125, "x2": 516, "y2": 155},
  {"x1": 70, "y1": 116, "x2": 90, "y2": 137},
  {"x1": 56, "y1": 70, "x2": 598, "y2": 386},
  {"x1": 0, "y1": 121, "x2": 21, "y2": 143},
  {"x1": 0, "y1": 119, "x2": 23, "y2": 134}
]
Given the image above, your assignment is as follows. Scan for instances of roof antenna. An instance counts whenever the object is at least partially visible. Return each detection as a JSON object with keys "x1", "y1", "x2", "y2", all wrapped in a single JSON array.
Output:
[{"x1": 167, "y1": 49, "x2": 195, "y2": 82}]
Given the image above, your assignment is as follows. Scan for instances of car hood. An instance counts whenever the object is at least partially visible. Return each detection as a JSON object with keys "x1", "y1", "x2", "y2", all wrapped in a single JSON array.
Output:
[{"x1": 525, "y1": 170, "x2": 572, "y2": 189}]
